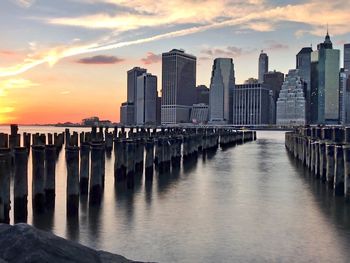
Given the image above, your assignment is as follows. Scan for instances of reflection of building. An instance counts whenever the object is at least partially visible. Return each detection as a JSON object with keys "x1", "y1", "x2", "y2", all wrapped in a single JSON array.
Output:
[
  {"x1": 232, "y1": 83, "x2": 274, "y2": 125},
  {"x1": 161, "y1": 49, "x2": 196, "y2": 124},
  {"x1": 209, "y1": 58, "x2": 235, "y2": 124},
  {"x1": 296, "y1": 47, "x2": 313, "y2": 123},
  {"x1": 310, "y1": 31, "x2": 340, "y2": 124},
  {"x1": 258, "y1": 51, "x2": 268, "y2": 83},
  {"x1": 195, "y1": 85, "x2": 210, "y2": 104},
  {"x1": 136, "y1": 73, "x2": 158, "y2": 125},
  {"x1": 120, "y1": 102, "x2": 134, "y2": 125},
  {"x1": 276, "y1": 69, "x2": 306, "y2": 125},
  {"x1": 190, "y1": 104, "x2": 209, "y2": 124}
]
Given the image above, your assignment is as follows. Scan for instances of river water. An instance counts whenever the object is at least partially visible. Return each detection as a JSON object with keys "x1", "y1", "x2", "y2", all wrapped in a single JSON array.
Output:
[{"x1": 2, "y1": 127, "x2": 350, "y2": 262}]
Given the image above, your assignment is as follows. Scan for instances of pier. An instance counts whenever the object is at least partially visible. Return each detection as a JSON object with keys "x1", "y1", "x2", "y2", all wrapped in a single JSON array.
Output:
[{"x1": 0, "y1": 124, "x2": 255, "y2": 223}]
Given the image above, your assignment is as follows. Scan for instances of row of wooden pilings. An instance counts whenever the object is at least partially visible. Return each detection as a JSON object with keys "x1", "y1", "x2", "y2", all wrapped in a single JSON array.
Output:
[
  {"x1": 285, "y1": 126, "x2": 350, "y2": 197},
  {"x1": 0, "y1": 125, "x2": 256, "y2": 223}
]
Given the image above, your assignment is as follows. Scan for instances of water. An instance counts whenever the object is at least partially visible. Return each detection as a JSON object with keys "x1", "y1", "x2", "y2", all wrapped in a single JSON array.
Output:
[{"x1": 2, "y1": 127, "x2": 350, "y2": 262}]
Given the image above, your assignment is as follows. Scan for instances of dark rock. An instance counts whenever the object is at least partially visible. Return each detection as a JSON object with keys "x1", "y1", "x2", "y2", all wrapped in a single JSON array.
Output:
[{"x1": 0, "y1": 224, "x2": 140, "y2": 263}]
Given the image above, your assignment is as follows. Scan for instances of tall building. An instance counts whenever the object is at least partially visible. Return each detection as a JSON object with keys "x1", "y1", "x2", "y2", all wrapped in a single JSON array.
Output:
[
  {"x1": 120, "y1": 102, "x2": 134, "y2": 125},
  {"x1": 195, "y1": 85, "x2": 210, "y2": 104},
  {"x1": 344, "y1": 44, "x2": 350, "y2": 72},
  {"x1": 161, "y1": 49, "x2": 196, "y2": 124},
  {"x1": 263, "y1": 70, "x2": 284, "y2": 123},
  {"x1": 258, "y1": 51, "x2": 268, "y2": 83},
  {"x1": 276, "y1": 69, "x2": 306, "y2": 125},
  {"x1": 209, "y1": 58, "x2": 235, "y2": 124},
  {"x1": 232, "y1": 83, "x2": 274, "y2": 126},
  {"x1": 339, "y1": 68, "x2": 350, "y2": 124},
  {"x1": 296, "y1": 47, "x2": 313, "y2": 123},
  {"x1": 310, "y1": 32, "x2": 340, "y2": 124},
  {"x1": 136, "y1": 73, "x2": 158, "y2": 125},
  {"x1": 127, "y1": 67, "x2": 147, "y2": 103}
]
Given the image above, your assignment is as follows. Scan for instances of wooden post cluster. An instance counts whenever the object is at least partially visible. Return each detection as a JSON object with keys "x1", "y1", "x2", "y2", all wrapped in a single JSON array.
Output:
[{"x1": 285, "y1": 126, "x2": 350, "y2": 197}]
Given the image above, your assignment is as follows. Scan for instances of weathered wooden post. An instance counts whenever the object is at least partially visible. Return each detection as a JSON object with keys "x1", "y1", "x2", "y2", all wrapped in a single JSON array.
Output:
[
  {"x1": 126, "y1": 140, "x2": 135, "y2": 189},
  {"x1": 80, "y1": 143, "x2": 90, "y2": 194},
  {"x1": 89, "y1": 143, "x2": 103, "y2": 204},
  {"x1": 343, "y1": 145, "x2": 350, "y2": 198},
  {"x1": 114, "y1": 139, "x2": 124, "y2": 182},
  {"x1": 326, "y1": 143, "x2": 335, "y2": 189},
  {"x1": 319, "y1": 141, "x2": 327, "y2": 182},
  {"x1": 47, "y1": 133, "x2": 53, "y2": 145},
  {"x1": 66, "y1": 146, "x2": 80, "y2": 215},
  {"x1": 14, "y1": 147, "x2": 28, "y2": 222},
  {"x1": 32, "y1": 145, "x2": 45, "y2": 213},
  {"x1": 145, "y1": 139, "x2": 154, "y2": 180},
  {"x1": 45, "y1": 145, "x2": 56, "y2": 208},
  {"x1": 334, "y1": 145, "x2": 345, "y2": 196},
  {"x1": 0, "y1": 148, "x2": 11, "y2": 223}
]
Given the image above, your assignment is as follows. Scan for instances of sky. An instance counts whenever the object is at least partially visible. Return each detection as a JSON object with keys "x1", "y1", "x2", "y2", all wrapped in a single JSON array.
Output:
[{"x1": 0, "y1": 0, "x2": 350, "y2": 124}]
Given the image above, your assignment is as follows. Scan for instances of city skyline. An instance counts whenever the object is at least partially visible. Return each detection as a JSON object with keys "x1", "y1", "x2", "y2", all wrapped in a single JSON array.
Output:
[{"x1": 1, "y1": 0, "x2": 350, "y2": 124}]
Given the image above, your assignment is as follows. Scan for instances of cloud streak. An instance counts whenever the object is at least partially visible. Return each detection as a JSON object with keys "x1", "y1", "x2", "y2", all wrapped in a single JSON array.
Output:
[
  {"x1": 1, "y1": 0, "x2": 350, "y2": 78},
  {"x1": 141, "y1": 52, "x2": 161, "y2": 65},
  {"x1": 76, "y1": 55, "x2": 124, "y2": 64}
]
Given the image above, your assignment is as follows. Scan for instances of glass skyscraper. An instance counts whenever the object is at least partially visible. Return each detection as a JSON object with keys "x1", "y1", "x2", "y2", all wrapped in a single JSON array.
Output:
[
  {"x1": 258, "y1": 51, "x2": 268, "y2": 83},
  {"x1": 161, "y1": 49, "x2": 196, "y2": 124},
  {"x1": 209, "y1": 58, "x2": 235, "y2": 124},
  {"x1": 310, "y1": 32, "x2": 340, "y2": 124}
]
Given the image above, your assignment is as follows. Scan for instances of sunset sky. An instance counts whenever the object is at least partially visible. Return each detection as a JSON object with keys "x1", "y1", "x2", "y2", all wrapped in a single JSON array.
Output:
[{"x1": 1, "y1": 0, "x2": 350, "y2": 124}]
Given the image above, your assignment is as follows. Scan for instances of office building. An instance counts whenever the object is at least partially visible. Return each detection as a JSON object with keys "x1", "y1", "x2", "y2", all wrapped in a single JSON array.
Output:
[
  {"x1": 209, "y1": 58, "x2": 235, "y2": 124},
  {"x1": 136, "y1": 73, "x2": 158, "y2": 125},
  {"x1": 258, "y1": 51, "x2": 269, "y2": 83},
  {"x1": 296, "y1": 47, "x2": 313, "y2": 123},
  {"x1": 127, "y1": 67, "x2": 147, "y2": 123},
  {"x1": 120, "y1": 102, "x2": 134, "y2": 125},
  {"x1": 340, "y1": 69, "x2": 350, "y2": 124},
  {"x1": 190, "y1": 104, "x2": 209, "y2": 124},
  {"x1": 232, "y1": 83, "x2": 273, "y2": 125},
  {"x1": 276, "y1": 69, "x2": 306, "y2": 125},
  {"x1": 195, "y1": 85, "x2": 210, "y2": 104},
  {"x1": 310, "y1": 31, "x2": 340, "y2": 124},
  {"x1": 161, "y1": 49, "x2": 196, "y2": 124},
  {"x1": 344, "y1": 44, "x2": 350, "y2": 72}
]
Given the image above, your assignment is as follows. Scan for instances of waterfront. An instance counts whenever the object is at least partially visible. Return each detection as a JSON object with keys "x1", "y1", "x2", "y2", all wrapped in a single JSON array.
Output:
[{"x1": 2, "y1": 127, "x2": 350, "y2": 262}]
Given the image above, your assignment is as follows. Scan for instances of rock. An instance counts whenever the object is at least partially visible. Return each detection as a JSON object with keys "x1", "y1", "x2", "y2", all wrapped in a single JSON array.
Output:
[{"x1": 0, "y1": 224, "x2": 141, "y2": 263}]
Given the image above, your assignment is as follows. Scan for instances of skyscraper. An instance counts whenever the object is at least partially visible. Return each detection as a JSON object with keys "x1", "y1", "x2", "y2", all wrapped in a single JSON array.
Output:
[
  {"x1": 310, "y1": 32, "x2": 340, "y2": 124},
  {"x1": 276, "y1": 69, "x2": 306, "y2": 126},
  {"x1": 296, "y1": 47, "x2": 313, "y2": 123},
  {"x1": 258, "y1": 51, "x2": 268, "y2": 83},
  {"x1": 136, "y1": 73, "x2": 158, "y2": 125},
  {"x1": 195, "y1": 85, "x2": 210, "y2": 105},
  {"x1": 344, "y1": 44, "x2": 350, "y2": 72},
  {"x1": 209, "y1": 58, "x2": 235, "y2": 124},
  {"x1": 232, "y1": 83, "x2": 273, "y2": 125},
  {"x1": 161, "y1": 49, "x2": 196, "y2": 124}
]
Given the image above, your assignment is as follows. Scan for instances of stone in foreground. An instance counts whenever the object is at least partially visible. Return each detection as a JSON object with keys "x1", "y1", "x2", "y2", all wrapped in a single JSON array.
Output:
[{"x1": 0, "y1": 223, "x2": 141, "y2": 263}]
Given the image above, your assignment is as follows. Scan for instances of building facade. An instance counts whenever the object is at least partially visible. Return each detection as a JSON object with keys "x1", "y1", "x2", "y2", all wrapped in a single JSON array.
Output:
[
  {"x1": 136, "y1": 73, "x2": 158, "y2": 125},
  {"x1": 209, "y1": 58, "x2": 235, "y2": 124},
  {"x1": 232, "y1": 83, "x2": 273, "y2": 126},
  {"x1": 161, "y1": 49, "x2": 196, "y2": 124},
  {"x1": 344, "y1": 44, "x2": 350, "y2": 72},
  {"x1": 190, "y1": 104, "x2": 209, "y2": 124},
  {"x1": 120, "y1": 102, "x2": 134, "y2": 125},
  {"x1": 310, "y1": 32, "x2": 340, "y2": 124},
  {"x1": 195, "y1": 85, "x2": 210, "y2": 104},
  {"x1": 258, "y1": 51, "x2": 269, "y2": 83},
  {"x1": 276, "y1": 69, "x2": 306, "y2": 126},
  {"x1": 296, "y1": 47, "x2": 313, "y2": 123}
]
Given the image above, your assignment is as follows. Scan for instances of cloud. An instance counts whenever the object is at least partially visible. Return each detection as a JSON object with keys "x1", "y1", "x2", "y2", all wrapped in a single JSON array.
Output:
[
  {"x1": 0, "y1": 78, "x2": 39, "y2": 97},
  {"x1": 60, "y1": 90, "x2": 71, "y2": 95},
  {"x1": 2, "y1": 0, "x2": 350, "y2": 78},
  {"x1": 141, "y1": 52, "x2": 161, "y2": 65},
  {"x1": 76, "y1": 55, "x2": 124, "y2": 64},
  {"x1": 14, "y1": 0, "x2": 36, "y2": 8},
  {"x1": 264, "y1": 40, "x2": 289, "y2": 51},
  {"x1": 201, "y1": 46, "x2": 250, "y2": 58}
]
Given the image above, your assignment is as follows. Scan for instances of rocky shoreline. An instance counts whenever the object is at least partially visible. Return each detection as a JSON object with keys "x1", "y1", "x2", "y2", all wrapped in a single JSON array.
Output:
[{"x1": 0, "y1": 224, "x2": 144, "y2": 263}]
